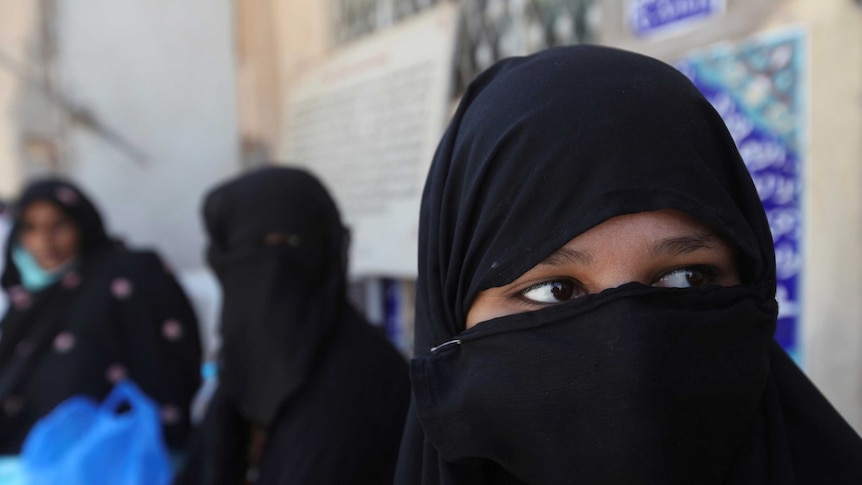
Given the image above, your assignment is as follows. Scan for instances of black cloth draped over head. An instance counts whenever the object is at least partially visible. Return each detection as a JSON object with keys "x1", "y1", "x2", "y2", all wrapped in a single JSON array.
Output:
[
  {"x1": 0, "y1": 178, "x2": 202, "y2": 453},
  {"x1": 177, "y1": 167, "x2": 410, "y2": 484},
  {"x1": 394, "y1": 45, "x2": 862, "y2": 484}
]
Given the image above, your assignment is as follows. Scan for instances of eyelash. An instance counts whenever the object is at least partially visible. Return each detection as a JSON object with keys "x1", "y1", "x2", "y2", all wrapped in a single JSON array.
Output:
[
  {"x1": 515, "y1": 265, "x2": 722, "y2": 307},
  {"x1": 516, "y1": 278, "x2": 583, "y2": 307}
]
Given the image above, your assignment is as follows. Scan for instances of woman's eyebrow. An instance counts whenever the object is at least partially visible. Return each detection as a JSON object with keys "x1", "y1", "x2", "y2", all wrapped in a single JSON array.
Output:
[
  {"x1": 650, "y1": 233, "x2": 719, "y2": 256},
  {"x1": 537, "y1": 247, "x2": 594, "y2": 267}
]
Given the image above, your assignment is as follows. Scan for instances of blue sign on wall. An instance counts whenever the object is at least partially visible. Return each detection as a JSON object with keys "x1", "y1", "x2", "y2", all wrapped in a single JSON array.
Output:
[
  {"x1": 676, "y1": 28, "x2": 806, "y2": 362},
  {"x1": 629, "y1": 0, "x2": 725, "y2": 36}
]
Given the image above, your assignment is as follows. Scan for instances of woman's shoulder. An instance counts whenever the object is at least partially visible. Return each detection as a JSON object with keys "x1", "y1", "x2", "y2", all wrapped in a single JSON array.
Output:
[
  {"x1": 80, "y1": 248, "x2": 178, "y2": 299},
  {"x1": 106, "y1": 247, "x2": 165, "y2": 267},
  {"x1": 97, "y1": 248, "x2": 171, "y2": 277}
]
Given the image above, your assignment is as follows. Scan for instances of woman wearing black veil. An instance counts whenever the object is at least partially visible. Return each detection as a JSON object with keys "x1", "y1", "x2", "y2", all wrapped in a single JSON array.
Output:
[
  {"x1": 0, "y1": 178, "x2": 202, "y2": 454},
  {"x1": 395, "y1": 45, "x2": 862, "y2": 484},
  {"x1": 177, "y1": 167, "x2": 410, "y2": 484}
]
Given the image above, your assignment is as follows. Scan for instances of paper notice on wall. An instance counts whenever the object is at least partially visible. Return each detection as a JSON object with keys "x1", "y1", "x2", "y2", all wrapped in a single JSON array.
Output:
[
  {"x1": 676, "y1": 27, "x2": 807, "y2": 360},
  {"x1": 282, "y1": 3, "x2": 457, "y2": 278}
]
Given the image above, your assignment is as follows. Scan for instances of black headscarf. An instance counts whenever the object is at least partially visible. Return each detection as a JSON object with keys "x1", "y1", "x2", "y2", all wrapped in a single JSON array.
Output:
[
  {"x1": 395, "y1": 45, "x2": 862, "y2": 484},
  {"x1": 180, "y1": 166, "x2": 410, "y2": 484},
  {"x1": 1, "y1": 179, "x2": 112, "y2": 290},
  {"x1": 0, "y1": 178, "x2": 201, "y2": 453}
]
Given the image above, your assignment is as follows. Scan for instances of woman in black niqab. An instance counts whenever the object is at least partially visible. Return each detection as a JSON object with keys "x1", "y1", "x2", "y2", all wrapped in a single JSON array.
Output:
[
  {"x1": 0, "y1": 178, "x2": 202, "y2": 454},
  {"x1": 177, "y1": 167, "x2": 410, "y2": 484},
  {"x1": 395, "y1": 45, "x2": 862, "y2": 484}
]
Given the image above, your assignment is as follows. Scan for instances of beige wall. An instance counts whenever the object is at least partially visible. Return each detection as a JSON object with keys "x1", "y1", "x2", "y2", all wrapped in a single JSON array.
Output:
[
  {"x1": 235, "y1": 0, "x2": 282, "y2": 160},
  {"x1": 234, "y1": 0, "x2": 333, "y2": 162},
  {"x1": 0, "y1": 1, "x2": 46, "y2": 198}
]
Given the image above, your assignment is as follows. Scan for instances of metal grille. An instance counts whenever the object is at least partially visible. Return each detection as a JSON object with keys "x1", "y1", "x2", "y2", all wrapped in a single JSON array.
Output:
[
  {"x1": 453, "y1": 0, "x2": 599, "y2": 97},
  {"x1": 332, "y1": 0, "x2": 443, "y2": 44}
]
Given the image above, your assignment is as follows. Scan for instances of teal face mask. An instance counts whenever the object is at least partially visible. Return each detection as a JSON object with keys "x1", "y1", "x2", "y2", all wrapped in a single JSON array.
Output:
[{"x1": 11, "y1": 245, "x2": 74, "y2": 292}]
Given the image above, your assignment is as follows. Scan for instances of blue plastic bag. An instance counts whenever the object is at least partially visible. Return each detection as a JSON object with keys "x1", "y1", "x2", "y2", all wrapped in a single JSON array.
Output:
[
  {"x1": 0, "y1": 456, "x2": 25, "y2": 485},
  {"x1": 20, "y1": 380, "x2": 172, "y2": 485}
]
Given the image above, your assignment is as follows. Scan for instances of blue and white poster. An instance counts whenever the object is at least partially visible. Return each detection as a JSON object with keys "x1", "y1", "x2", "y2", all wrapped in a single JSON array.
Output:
[
  {"x1": 628, "y1": 0, "x2": 725, "y2": 37},
  {"x1": 676, "y1": 28, "x2": 806, "y2": 361}
]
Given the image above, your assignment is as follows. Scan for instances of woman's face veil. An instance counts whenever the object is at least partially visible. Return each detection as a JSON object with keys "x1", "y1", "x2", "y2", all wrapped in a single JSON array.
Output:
[
  {"x1": 403, "y1": 45, "x2": 780, "y2": 484},
  {"x1": 202, "y1": 167, "x2": 347, "y2": 427}
]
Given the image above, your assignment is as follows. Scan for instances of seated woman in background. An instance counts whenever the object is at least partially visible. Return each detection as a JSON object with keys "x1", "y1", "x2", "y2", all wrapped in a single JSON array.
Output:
[
  {"x1": 395, "y1": 45, "x2": 862, "y2": 484},
  {"x1": 176, "y1": 167, "x2": 410, "y2": 484},
  {"x1": 0, "y1": 179, "x2": 202, "y2": 454}
]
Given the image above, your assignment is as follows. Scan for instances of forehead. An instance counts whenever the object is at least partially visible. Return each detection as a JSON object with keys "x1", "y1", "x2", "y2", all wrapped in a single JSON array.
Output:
[
  {"x1": 572, "y1": 210, "x2": 717, "y2": 243},
  {"x1": 22, "y1": 200, "x2": 69, "y2": 221},
  {"x1": 547, "y1": 209, "x2": 729, "y2": 259}
]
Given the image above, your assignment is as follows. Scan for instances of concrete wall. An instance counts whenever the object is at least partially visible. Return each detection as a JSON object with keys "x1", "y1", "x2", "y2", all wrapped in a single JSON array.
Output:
[{"x1": 53, "y1": 0, "x2": 240, "y2": 270}]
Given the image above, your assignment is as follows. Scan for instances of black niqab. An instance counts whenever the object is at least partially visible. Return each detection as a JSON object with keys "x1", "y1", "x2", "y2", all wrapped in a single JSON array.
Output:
[
  {"x1": 395, "y1": 45, "x2": 862, "y2": 484},
  {"x1": 179, "y1": 167, "x2": 410, "y2": 484},
  {"x1": 203, "y1": 167, "x2": 346, "y2": 428}
]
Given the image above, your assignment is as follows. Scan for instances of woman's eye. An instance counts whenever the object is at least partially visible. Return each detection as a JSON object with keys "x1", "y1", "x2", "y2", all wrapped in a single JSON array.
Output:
[
  {"x1": 654, "y1": 267, "x2": 712, "y2": 289},
  {"x1": 519, "y1": 280, "x2": 581, "y2": 304}
]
